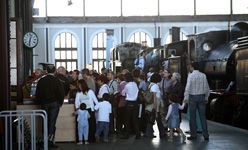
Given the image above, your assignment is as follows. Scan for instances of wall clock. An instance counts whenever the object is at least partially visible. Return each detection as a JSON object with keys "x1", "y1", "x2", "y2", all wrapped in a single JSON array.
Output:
[{"x1": 23, "y1": 31, "x2": 38, "y2": 48}]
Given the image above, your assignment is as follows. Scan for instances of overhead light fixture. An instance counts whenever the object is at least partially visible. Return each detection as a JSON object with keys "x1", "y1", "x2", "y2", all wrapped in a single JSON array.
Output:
[{"x1": 68, "y1": 0, "x2": 73, "y2": 6}]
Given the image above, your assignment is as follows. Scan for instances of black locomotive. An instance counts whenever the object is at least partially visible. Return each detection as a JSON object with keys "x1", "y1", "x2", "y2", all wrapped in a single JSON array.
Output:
[{"x1": 111, "y1": 22, "x2": 248, "y2": 129}]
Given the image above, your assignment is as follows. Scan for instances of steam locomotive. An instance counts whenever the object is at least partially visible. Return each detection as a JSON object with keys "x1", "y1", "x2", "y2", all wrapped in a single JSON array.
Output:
[{"x1": 111, "y1": 22, "x2": 248, "y2": 129}]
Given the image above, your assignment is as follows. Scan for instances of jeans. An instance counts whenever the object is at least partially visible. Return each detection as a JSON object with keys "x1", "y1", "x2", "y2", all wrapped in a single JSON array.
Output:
[
  {"x1": 78, "y1": 122, "x2": 89, "y2": 141},
  {"x1": 187, "y1": 106, "x2": 202, "y2": 131},
  {"x1": 43, "y1": 101, "x2": 60, "y2": 136},
  {"x1": 95, "y1": 121, "x2": 109, "y2": 142},
  {"x1": 189, "y1": 94, "x2": 209, "y2": 138}
]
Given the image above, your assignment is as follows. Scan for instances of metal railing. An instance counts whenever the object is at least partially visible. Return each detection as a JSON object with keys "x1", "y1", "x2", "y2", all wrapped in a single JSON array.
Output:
[{"x1": 0, "y1": 110, "x2": 48, "y2": 150}]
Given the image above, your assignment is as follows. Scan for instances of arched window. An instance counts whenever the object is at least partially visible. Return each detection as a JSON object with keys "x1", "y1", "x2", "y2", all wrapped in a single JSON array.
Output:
[
  {"x1": 129, "y1": 31, "x2": 152, "y2": 47},
  {"x1": 92, "y1": 32, "x2": 107, "y2": 73},
  {"x1": 55, "y1": 32, "x2": 78, "y2": 71}
]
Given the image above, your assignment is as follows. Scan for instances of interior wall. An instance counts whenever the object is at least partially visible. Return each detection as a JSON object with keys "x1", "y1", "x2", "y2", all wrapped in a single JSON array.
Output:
[{"x1": 33, "y1": 21, "x2": 246, "y2": 71}]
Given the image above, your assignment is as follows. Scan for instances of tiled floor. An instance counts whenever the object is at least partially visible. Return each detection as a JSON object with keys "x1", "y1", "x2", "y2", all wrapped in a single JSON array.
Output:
[{"x1": 54, "y1": 115, "x2": 248, "y2": 150}]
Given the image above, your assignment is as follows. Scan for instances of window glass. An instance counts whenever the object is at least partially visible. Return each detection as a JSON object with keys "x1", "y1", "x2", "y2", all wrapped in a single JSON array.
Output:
[
  {"x1": 93, "y1": 51, "x2": 98, "y2": 59},
  {"x1": 233, "y1": 0, "x2": 248, "y2": 14},
  {"x1": 47, "y1": 0, "x2": 84, "y2": 16},
  {"x1": 129, "y1": 31, "x2": 152, "y2": 47},
  {"x1": 72, "y1": 62, "x2": 77, "y2": 70},
  {"x1": 61, "y1": 62, "x2": 66, "y2": 67},
  {"x1": 61, "y1": 33, "x2": 66, "y2": 48},
  {"x1": 98, "y1": 33, "x2": 104, "y2": 48},
  {"x1": 72, "y1": 51, "x2": 77, "y2": 59},
  {"x1": 92, "y1": 32, "x2": 107, "y2": 73},
  {"x1": 92, "y1": 37, "x2": 98, "y2": 47},
  {"x1": 196, "y1": 0, "x2": 230, "y2": 15},
  {"x1": 66, "y1": 33, "x2": 72, "y2": 48},
  {"x1": 56, "y1": 62, "x2": 61, "y2": 67},
  {"x1": 33, "y1": 0, "x2": 46, "y2": 17},
  {"x1": 93, "y1": 61, "x2": 98, "y2": 71},
  {"x1": 160, "y1": 0, "x2": 194, "y2": 15},
  {"x1": 54, "y1": 32, "x2": 78, "y2": 71},
  {"x1": 55, "y1": 51, "x2": 60, "y2": 59},
  {"x1": 85, "y1": 0, "x2": 121, "y2": 16},
  {"x1": 67, "y1": 51, "x2": 72, "y2": 59},
  {"x1": 72, "y1": 36, "x2": 77, "y2": 47},
  {"x1": 98, "y1": 51, "x2": 104, "y2": 59},
  {"x1": 67, "y1": 62, "x2": 72, "y2": 70},
  {"x1": 123, "y1": 0, "x2": 158, "y2": 16},
  {"x1": 61, "y1": 51, "x2": 66, "y2": 59},
  {"x1": 55, "y1": 37, "x2": 60, "y2": 48}
]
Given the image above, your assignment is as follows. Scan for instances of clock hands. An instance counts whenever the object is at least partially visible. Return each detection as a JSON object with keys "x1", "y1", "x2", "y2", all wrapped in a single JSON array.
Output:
[{"x1": 29, "y1": 34, "x2": 32, "y2": 46}]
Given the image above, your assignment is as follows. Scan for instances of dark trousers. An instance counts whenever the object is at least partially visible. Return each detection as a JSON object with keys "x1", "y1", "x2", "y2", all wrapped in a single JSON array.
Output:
[
  {"x1": 116, "y1": 106, "x2": 127, "y2": 133},
  {"x1": 125, "y1": 101, "x2": 140, "y2": 137},
  {"x1": 155, "y1": 113, "x2": 166, "y2": 137},
  {"x1": 87, "y1": 109, "x2": 96, "y2": 142},
  {"x1": 43, "y1": 101, "x2": 60, "y2": 136}
]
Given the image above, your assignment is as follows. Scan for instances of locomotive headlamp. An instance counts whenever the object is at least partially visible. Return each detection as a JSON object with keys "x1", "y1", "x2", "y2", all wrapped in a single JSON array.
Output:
[{"x1": 202, "y1": 42, "x2": 213, "y2": 51}]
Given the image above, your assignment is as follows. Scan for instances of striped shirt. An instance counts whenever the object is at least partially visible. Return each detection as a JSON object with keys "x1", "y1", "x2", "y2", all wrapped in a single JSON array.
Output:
[{"x1": 184, "y1": 70, "x2": 210, "y2": 101}]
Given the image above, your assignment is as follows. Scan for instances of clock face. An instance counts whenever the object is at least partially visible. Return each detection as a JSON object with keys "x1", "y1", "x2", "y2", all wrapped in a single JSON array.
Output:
[{"x1": 23, "y1": 32, "x2": 38, "y2": 48}]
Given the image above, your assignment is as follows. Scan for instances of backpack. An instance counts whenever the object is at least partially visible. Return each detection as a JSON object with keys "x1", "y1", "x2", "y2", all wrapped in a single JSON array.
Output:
[{"x1": 143, "y1": 83, "x2": 154, "y2": 104}]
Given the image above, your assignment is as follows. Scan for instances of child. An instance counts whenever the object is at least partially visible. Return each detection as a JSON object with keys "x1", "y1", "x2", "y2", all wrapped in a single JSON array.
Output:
[
  {"x1": 94, "y1": 93, "x2": 112, "y2": 143},
  {"x1": 165, "y1": 94, "x2": 186, "y2": 142},
  {"x1": 77, "y1": 103, "x2": 90, "y2": 145}
]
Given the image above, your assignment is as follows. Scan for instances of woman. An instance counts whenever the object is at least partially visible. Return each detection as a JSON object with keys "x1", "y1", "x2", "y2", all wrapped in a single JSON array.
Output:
[
  {"x1": 116, "y1": 73, "x2": 127, "y2": 134},
  {"x1": 121, "y1": 72, "x2": 140, "y2": 139},
  {"x1": 166, "y1": 72, "x2": 185, "y2": 133},
  {"x1": 75, "y1": 79, "x2": 98, "y2": 143},
  {"x1": 147, "y1": 73, "x2": 166, "y2": 138}
]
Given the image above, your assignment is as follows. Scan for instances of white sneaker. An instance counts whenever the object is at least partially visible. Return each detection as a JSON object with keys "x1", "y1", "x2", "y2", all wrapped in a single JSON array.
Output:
[
  {"x1": 77, "y1": 142, "x2": 83, "y2": 145},
  {"x1": 85, "y1": 141, "x2": 89, "y2": 145}
]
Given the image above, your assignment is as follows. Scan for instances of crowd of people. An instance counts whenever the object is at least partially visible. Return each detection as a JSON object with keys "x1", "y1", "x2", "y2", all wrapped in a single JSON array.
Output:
[{"x1": 22, "y1": 61, "x2": 210, "y2": 148}]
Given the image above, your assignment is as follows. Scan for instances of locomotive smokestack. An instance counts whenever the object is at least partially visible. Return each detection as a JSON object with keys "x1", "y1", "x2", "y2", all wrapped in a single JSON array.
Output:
[
  {"x1": 170, "y1": 27, "x2": 180, "y2": 42},
  {"x1": 154, "y1": 38, "x2": 161, "y2": 47}
]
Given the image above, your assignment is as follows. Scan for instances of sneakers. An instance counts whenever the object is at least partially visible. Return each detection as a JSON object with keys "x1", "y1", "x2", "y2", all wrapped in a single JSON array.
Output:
[
  {"x1": 77, "y1": 141, "x2": 89, "y2": 145},
  {"x1": 77, "y1": 142, "x2": 83, "y2": 145}
]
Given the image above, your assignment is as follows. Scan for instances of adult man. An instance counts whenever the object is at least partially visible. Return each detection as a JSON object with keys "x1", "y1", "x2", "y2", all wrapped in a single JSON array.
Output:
[
  {"x1": 56, "y1": 66, "x2": 70, "y2": 96},
  {"x1": 81, "y1": 68, "x2": 96, "y2": 93},
  {"x1": 29, "y1": 68, "x2": 43, "y2": 98},
  {"x1": 36, "y1": 65, "x2": 65, "y2": 148},
  {"x1": 184, "y1": 62, "x2": 210, "y2": 141},
  {"x1": 107, "y1": 71, "x2": 119, "y2": 133},
  {"x1": 134, "y1": 50, "x2": 145, "y2": 71}
]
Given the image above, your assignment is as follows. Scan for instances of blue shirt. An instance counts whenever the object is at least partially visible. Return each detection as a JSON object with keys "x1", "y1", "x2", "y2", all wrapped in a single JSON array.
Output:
[{"x1": 134, "y1": 56, "x2": 145, "y2": 70}]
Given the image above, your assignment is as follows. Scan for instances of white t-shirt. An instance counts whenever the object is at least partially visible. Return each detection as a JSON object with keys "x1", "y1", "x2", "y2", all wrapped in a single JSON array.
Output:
[
  {"x1": 121, "y1": 81, "x2": 139, "y2": 101},
  {"x1": 94, "y1": 101, "x2": 112, "y2": 122},
  {"x1": 150, "y1": 83, "x2": 161, "y2": 99},
  {"x1": 98, "y1": 84, "x2": 109, "y2": 99},
  {"x1": 75, "y1": 89, "x2": 98, "y2": 111}
]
